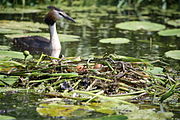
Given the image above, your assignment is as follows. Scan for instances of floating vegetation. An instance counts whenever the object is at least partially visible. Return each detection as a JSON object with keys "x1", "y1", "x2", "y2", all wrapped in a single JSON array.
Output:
[
  {"x1": 167, "y1": 19, "x2": 180, "y2": 27},
  {"x1": 0, "y1": 52, "x2": 178, "y2": 118},
  {"x1": 0, "y1": 20, "x2": 47, "y2": 34},
  {"x1": 99, "y1": 38, "x2": 130, "y2": 44},
  {"x1": 0, "y1": 50, "x2": 32, "y2": 60},
  {"x1": 0, "y1": 7, "x2": 42, "y2": 14},
  {"x1": 0, "y1": 45, "x2": 10, "y2": 50},
  {"x1": 0, "y1": 115, "x2": 16, "y2": 120},
  {"x1": 115, "y1": 21, "x2": 166, "y2": 31},
  {"x1": 158, "y1": 29, "x2": 180, "y2": 37},
  {"x1": 165, "y1": 50, "x2": 180, "y2": 60},
  {"x1": 5, "y1": 33, "x2": 80, "y2": 42}
]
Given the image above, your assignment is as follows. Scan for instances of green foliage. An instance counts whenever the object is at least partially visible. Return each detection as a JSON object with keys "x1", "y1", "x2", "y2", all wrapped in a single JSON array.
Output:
[
  {"x1": 165, "y1": 50, "x2": 180, "y2": 60},
  {"x1": 116, "y1": 21, "x2": 166, "y2": 32},
  {"x1": 158, "y1": 29, "x2": 180, "y2": 37},
  {"x1": 126, "y1": 109, "x2": 173, "y2": 120},
  {"x1": 0, "y1": 115, "x2": 16, "y2": 120},
  {"x1": 99, "y1": 38, "x2": 130, "y2": 44},
  {"x1": 0, "y1": 50, "x2": 32, "y2": 61},
  {"x1": 167, "y1": 19, "x2": 180, "y2": 27}
]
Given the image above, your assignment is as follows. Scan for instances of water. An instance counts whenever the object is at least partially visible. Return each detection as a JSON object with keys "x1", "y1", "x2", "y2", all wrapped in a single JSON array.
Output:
[
  {"x1": 0, "y1": 10, "x2": 179, "y2": 60},
  {"x1": 0, "y1": 7, "x2": 180, "y2": 119}
]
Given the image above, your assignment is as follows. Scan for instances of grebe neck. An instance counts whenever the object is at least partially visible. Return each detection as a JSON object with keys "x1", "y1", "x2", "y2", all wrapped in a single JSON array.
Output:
[{"x1": 49, "y1": 23, "x2": 61, "y2": 50}]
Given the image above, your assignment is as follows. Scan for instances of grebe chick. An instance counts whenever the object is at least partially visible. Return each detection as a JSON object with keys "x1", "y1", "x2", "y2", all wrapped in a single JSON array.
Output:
[{"x1": 13, "y1": 6, "x2": 75, "y2": 58}]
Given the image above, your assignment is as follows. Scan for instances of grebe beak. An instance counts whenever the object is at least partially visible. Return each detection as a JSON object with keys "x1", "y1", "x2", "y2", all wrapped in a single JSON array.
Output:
[{"x1": 59, "y1": 11, "x2": 76, "y2": 23}]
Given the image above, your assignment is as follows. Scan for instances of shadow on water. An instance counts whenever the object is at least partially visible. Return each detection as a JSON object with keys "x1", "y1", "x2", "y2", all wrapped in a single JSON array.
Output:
[{"x1": 0, "y1": 92, "x2": 45, "y2": 120}]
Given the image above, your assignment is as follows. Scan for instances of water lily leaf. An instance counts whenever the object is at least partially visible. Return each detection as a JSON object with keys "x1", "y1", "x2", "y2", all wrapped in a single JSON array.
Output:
[
  {"x1": 5, "y1": 33, "x2": 80, "y2": 42},
  {"x1": 115, "y1": 21, "x2": 165, "y2": 31},
  {"x1": 36, "y1": 103, "x2": 92, "y2": 117},
  {"x1": 125, "y1": 109, "x2": 173, "y2": 120},
  {"x1": 158, "y1": 29, "x2": 180, "y2": 37},
  {"x1": 165, "y1": 50, "x2": 180, "y2": 60},
  {"x1": 146, "y1": 67, "x2": 164, "y2": 75},
  {"x1": 0, "y1": 28, "x2": 23, "y2": 34},
  {"x1": 0, "y1": 115, "x2": 16, "y2": 120},
  {"x1": 0, "y1": 51, "x2": 32, "y2": 61},
  {"x1": 167, "y1": 19, "x2": 180, "y2": 27},
  {"x1": 90, "y1": 115, "x2": 128, "y2": 120},
  {"x1": 99, "y1": 38, "x2": 130, "y2": 44},
  {"x1": 0, "y1": 8, "x2": 42, "y2": 14},
  {"x1": 0, "y1": 20, "x2": 47, "y2": 34},
  {"x1": 0, "y1": 45, "x2": 10, "y2": 50}
]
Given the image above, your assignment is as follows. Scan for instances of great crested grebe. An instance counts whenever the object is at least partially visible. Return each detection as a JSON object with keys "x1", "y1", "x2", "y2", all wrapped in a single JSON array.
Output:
[{"x1": 13, "y1": 6, "x2": 75, "y2": 58}]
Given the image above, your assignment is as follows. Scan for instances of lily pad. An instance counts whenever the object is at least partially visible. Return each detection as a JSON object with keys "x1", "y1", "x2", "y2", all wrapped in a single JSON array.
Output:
[
  {"x1": 92, "y1": 115, "x2": 128, "y2": 120},
  {"x1": 115, "y1": 21, "x2": 166, "y2": 31},
  {"x1": 0, "y1": 8, "x2": 42, "y2": 14},
  {"x1": 126, "y1": 109, "x2": 173, "y2": 120},
  {"x1": 0, "y1": 20, "x2": 47, "y2": 34},
  {"x1": 0, "y1": 50, "x2": 32, "y2": 60},
  {"x1": 0, "y1": 115, "x2": 16, "y2": 120},
  {"x1": 158, "y1": 29, "x2": 180, "y2": 37},
  {"x1": 99, "y1": 38, "x2": 130, "y2": 44},
  {"x1": 37, "y1": 103, "x2": 92, "y2": 117},
  {"x1": 0, "y1": 45, "x2": 10, "y2": 50},
  {"x1": 165, "y1": 50, "x2": 180, "y2": 60},
  {"x1": 167, "y1": 19, "x2": 180, "y2": 27},
  {"x1": 5, "y1": 33, "x2": 80, "y2": 42}
]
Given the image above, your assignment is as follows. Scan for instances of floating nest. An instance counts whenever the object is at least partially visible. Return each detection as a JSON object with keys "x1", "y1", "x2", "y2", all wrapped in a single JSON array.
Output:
[{"x1": 1, "y1": 54, "x2": 179, "y2": 104}]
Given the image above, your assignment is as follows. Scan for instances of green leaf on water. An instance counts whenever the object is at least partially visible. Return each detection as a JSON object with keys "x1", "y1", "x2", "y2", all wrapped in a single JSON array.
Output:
[
  {"x1": 5, "y1": 33, "x2": 80, "y2": 42},
  {"x1": 158, "y1": 29, "x2": 180, "y2": 37},
  {"x1": 89, "y1": 115, "x2": 128, "y2": 120},
  {"x1": 146, "y1": 67, "x2": 164, "y2": 75},
  {"x1": 165, "y1": 50, "x2": 180, "y2": 60},
  {"x1": 125, "y1": 109, "x2": 173, "y2": 120},
  {"x1": 0, "y1": 51, "x2": 32, "y2": 61},
  {"x1": 0, "y1": 45, "x2": 10, "y2": 50},
  {"x1": 0, "y1": 115, "x2": 16, "y2": 120},
  {"x1": 0, "y1": 7, "x2": 42, "y2": 14},
  {"x1": 0, "y1": 20, "x2": 47, "y2": 34},
  {"x1": 99, "y1": 38, "x2": 130, "y2": 44},
  {"x1": 167, "y1": 19, "x2": 180, "y2": 27},
  {"x1": 36, "y1": 103, "x2": 92, "y2": 117},
  {"x1": 115, "y1": 21, "x2": 166, "y2": 31}
]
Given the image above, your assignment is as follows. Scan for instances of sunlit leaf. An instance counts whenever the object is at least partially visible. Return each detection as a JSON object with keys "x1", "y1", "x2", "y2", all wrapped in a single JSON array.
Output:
[
  {"x1": 0, "y1": 8, "x2": 42, "y2": 14},
  {"x1": 146, "y1": 67, "x2": 164, "y2": 75},
  {"x1": 89, "y1": 115, "x2": 128, "y2": 120},
  {"x1": 0, "y1": 20, "x2": 47, "y2": 34},
  {"x1": 0, "y1": 51, "x2": 32, "y2": 61},
  {"x1": 126, "y1": 109, "x2": 173, "y2": 120},
  {"x1": 158, "y1": 29, "x2": 180, "y2": 37},
  {"x1": 0, "y1": 115, "x2": 16, "y2": 120},
  {"x1": 0, "y1": 45, "x2": 10, "y2": 50},
  {"x1": 36, "y1": 103, "x2": 92, "y2": 117},
  {"x1": 115, "y1": 21, "x2": 165, "y2": 31},
  {"x1": 165, "y1": 50, "x2": 180, "y2": 60},
  {"x1": 99, "y1": 38, "x2": 130, "y2": 44},
  {"x1": 167, "y1": 19, "x2": 180, "y2": 27}
]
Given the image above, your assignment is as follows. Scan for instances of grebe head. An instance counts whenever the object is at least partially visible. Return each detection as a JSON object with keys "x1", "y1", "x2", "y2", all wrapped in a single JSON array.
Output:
[{"x1": 44, "y1": 6, "x2": 75, "y2": 25}]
